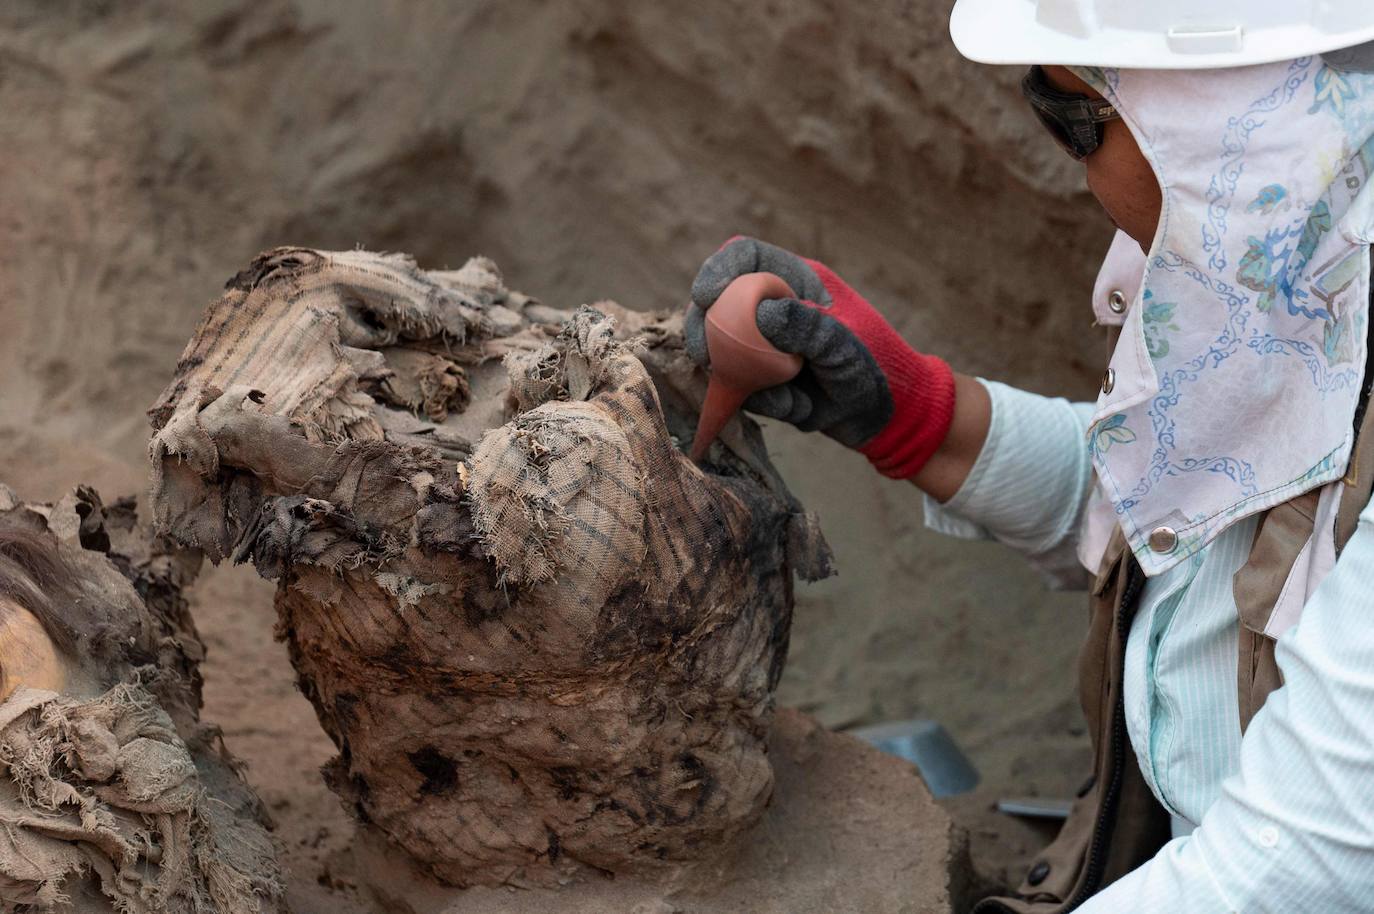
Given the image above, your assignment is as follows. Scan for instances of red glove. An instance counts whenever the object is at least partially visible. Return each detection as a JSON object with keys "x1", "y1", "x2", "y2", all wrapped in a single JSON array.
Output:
[{"x1": 685, "y1": 237, "x2": 956, "y2": 479}]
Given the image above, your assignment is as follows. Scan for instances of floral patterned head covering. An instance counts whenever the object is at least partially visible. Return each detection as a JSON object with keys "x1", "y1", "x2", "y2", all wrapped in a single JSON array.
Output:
[{"x1": 1075, "y1": 58, "x2": 1374, "y2": 577}]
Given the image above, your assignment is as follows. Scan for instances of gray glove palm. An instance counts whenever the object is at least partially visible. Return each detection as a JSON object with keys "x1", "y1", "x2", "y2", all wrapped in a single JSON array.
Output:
[
  {"x1": 685, "y1": 237, "x2": 892, "y2": 448},
  {"x1": 685, "y1": 237, "x2": 957, "y2": 479}
]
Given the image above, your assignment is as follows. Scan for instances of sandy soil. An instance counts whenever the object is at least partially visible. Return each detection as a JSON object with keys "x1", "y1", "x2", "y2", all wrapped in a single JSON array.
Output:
[{"x1": 0, "y1": 0, "x2": 1112, "y2": 904}]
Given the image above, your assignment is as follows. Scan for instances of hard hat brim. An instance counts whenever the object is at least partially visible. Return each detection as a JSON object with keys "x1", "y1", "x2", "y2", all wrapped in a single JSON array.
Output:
[{"x1": 949, "y1": 0, "x2": 1374, "y2": 70}]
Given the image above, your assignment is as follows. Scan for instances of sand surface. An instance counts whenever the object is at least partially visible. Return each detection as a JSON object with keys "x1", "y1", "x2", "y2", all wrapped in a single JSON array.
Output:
[{"x1": 0, "y1": 0, "x2": 1110, "y2": 905}]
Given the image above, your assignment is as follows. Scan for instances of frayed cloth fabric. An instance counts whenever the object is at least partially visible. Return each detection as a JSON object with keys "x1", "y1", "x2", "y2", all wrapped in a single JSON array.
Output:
[
  {"x1": 0, "y1": 685, "x2": 280, "y2": 913},
  {"x1": 472, "y1": 311, "x2": 647, "y2": 601},
  {"x1": 1074, "y1": 59, "x2": 1374, "y2": 577}
]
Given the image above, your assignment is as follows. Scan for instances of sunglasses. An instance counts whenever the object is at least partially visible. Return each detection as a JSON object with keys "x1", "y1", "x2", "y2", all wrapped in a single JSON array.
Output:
[{"x1": 1021, "y1": 65, "x2": 1122, "y2": 161}]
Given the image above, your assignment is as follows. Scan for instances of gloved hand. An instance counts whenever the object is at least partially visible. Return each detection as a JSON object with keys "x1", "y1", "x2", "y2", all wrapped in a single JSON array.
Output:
[{"x1": 685, "y1": 237, "x2": 956, "y2": 479}]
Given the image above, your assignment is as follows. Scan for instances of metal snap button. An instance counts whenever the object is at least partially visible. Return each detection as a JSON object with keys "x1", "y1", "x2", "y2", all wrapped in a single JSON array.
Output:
[
  {"x1": 1027, "y1": 861, "x2": 1051, "y2": 886},
  {"x1": 1101, "y1": 368, "x2": 1116, "y2": 395},
  {"x1": 1108, "y1": 289, "x2": 1128, "y2": 314},
  {"x1": 1148, "y1": 527, "x2": 1178, "y2": 554}
]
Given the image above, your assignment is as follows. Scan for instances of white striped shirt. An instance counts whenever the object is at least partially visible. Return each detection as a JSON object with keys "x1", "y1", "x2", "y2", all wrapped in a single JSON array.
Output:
[{"x1": 927, "y1": 380, "x2": 1374, "y2": 912}]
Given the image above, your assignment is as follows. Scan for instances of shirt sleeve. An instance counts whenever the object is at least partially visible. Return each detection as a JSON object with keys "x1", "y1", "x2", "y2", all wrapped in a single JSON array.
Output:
[
  {"x1": 1079, "y1": 495, "x2": 1374, "y2": 914},
  {"x1": 923, "y1": 379, "x2": 1096, "y2": 587}
]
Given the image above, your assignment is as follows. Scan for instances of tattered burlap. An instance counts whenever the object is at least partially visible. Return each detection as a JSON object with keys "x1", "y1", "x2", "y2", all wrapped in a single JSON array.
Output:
[
  {"x1": 0, "y1": 686, "x2": 278, "y2": 913},
  {"x1": 469, "y1": 402, "x2": 645, "y2": 606},
  {"x1": 0, "y1": 485, "x2": 285, "y2": 913},
  {"x1": 147, "y1": 250, "x2": 831, "y2": 889},
  {"x1": 149, "y1": 249, "x2": 514, "y2": 559}
]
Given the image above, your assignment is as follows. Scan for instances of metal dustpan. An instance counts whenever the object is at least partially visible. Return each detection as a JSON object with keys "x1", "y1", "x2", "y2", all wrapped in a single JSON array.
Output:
[{"x1": 850, "y1": 718, "x2": 980, "y2": 798}]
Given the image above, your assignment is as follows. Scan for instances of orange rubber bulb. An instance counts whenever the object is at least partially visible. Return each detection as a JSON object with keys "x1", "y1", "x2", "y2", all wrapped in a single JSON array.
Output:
[{"x1": 690, "y1": 272, "x2": 804, "y2": 462}]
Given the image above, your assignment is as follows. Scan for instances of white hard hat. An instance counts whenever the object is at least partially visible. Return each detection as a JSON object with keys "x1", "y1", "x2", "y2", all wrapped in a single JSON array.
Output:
[{"x1": 950, "y1": 0, "x2": 1374, "y2": 69}]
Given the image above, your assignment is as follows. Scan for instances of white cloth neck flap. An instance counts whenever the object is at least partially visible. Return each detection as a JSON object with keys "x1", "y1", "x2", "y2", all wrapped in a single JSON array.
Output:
[{"x1": 1075, "y1": 58, "x2": 1374, "y2": 576}]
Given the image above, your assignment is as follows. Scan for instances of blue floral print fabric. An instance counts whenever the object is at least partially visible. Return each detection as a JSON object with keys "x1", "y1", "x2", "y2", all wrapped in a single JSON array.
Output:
[{"x1": 1073, "y1": 59, "x2": 1374, "y2": 576}]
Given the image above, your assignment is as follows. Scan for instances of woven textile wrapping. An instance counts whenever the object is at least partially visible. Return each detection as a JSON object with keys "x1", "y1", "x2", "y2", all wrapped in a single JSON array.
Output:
[
  {"x1": 469, "y1": 402, "x2": 645, "y2": 608},
  {"x1": 0, "y1": 485, "x2": 283, "y2": 913},
  {"x1": 0, "y1": 686, "x2": 277, "y2": 914},
  {"x1": 147, "y1": 249, "x2": 831, "y2": 888}
]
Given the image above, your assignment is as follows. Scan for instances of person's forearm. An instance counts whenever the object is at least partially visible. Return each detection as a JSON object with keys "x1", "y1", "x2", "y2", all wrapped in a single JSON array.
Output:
[
  {"x1": 910, "y1": 372, "x2": 991, "y2": 503},
  {"x1": 916, "y1": 379, "x2": 1097, "y2": 567}
]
